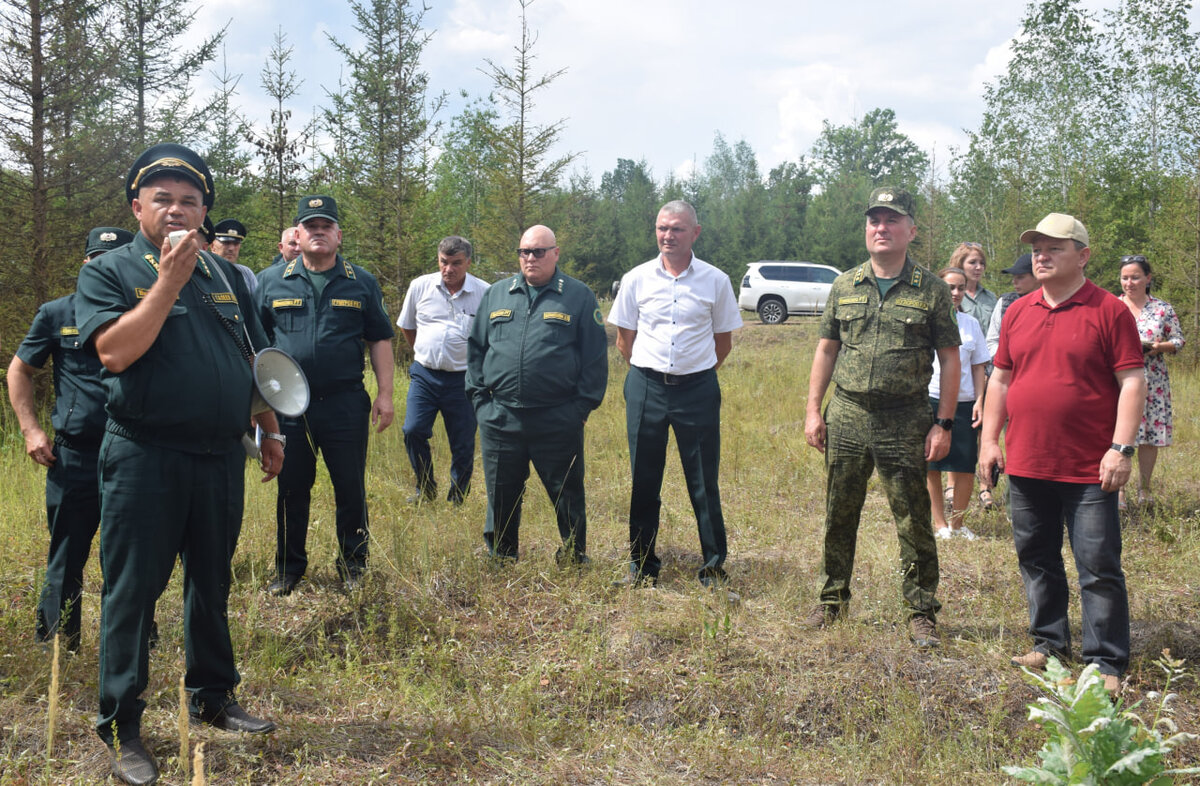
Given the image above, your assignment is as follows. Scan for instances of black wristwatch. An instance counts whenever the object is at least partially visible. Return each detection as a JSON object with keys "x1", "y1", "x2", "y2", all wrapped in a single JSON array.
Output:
[
  {"x1": 934, "y1": 418, "x2": 955, "y2": 431},
  {"x1": 1110, "y1": 442, "x2": 1135, "y2": 457}
]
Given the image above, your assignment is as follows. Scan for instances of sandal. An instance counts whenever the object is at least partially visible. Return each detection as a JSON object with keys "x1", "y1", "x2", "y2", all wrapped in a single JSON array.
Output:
[{"x1": 978, "y1": 489, "x2": 996, "y2": 511}]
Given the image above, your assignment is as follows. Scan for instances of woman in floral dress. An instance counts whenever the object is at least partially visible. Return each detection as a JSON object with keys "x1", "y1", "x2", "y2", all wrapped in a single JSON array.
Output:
[{"x1": 1118, "y1": 255, "x2": 1185, "y2": 507}]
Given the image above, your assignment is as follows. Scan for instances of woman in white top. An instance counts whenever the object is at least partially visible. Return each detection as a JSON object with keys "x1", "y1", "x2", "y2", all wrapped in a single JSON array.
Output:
[{"x1": 927, "y1": 267, "x2": 992, "y2": 539}]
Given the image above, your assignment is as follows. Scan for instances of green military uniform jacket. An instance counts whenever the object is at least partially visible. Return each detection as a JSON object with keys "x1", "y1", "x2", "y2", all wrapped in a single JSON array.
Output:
[
  {"x1": 74, "y1": 232, "x2": 268, "y2": 451},
  {"x1": 466, "y1": 269, "x2": 608, "y2": 417},
  {"x1": 255, "y1": 255, "x2": 394, "y2": 396},
  {"x1": 16, "y1": 293, "x2": 108, "y2": 443},
  {"x1": 819, "y1": 257, "x2": 960, "y2": 402}
]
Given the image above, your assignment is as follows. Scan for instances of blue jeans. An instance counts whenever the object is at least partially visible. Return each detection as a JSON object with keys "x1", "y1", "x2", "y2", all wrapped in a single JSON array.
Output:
[
  {"x1": 1009, "y1": 475, "x2": 1129, "y2": 675},
  {"x1": 402, "y1": 362, "x2": 477, "y2": 500}
]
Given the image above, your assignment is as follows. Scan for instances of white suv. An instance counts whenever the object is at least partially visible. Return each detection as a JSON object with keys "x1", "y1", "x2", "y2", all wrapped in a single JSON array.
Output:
[{"x1": 738, "y1": 261, "x2": 842, "y2": 324}]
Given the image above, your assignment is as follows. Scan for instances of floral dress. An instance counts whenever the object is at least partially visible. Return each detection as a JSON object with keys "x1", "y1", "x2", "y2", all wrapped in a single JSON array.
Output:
[{"x1": 1131, "y1": 296, "x2": 1185, "y2": 446}]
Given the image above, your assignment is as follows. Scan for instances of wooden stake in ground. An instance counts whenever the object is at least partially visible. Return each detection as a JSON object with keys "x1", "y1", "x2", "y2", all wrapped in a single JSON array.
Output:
[
  {"x1": 47, "y1": 633, "x2": 61, "y2": 759},
  {"x1": 178, "y1": 675, "x2": 190, "y2": 780}
]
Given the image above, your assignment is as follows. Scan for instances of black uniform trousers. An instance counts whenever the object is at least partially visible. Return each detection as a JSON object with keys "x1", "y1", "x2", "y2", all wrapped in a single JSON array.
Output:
[
  {"x1": 276, "y1": 388, "x2": 371, "y2": 579},
  {"x1": 38, "y1": 437, "x2": 101, "y2": 651},
  {"x1": 479, "y1": 399, "x2": 587, "y2": 560},
  {"x1": 96, "y1": 433, "x2": 242, "y2": 745},
  {"x1": 625, "y1": 366, "x2": 727, "y2": 581}
]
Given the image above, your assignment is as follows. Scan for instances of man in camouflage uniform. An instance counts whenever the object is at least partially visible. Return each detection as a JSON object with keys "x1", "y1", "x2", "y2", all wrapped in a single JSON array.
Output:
[{"x1": 802, "y1": 187, "x2": 961, "y2": 647}]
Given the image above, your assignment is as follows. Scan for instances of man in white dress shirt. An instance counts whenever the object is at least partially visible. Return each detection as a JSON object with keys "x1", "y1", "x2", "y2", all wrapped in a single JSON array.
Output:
[
  {"x1": 608, "y1": 200, "x2": 743, "y2": 593},
  {"x1": 397, "y1": 236, "x2": 487, "y2": 504}
]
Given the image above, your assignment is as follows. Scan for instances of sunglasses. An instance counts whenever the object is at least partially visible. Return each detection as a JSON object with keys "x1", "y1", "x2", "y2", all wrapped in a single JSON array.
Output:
[
  {"x1": 1120, "y1": 255, "x2": 1147, "y2": 264},
  {"x1": 961, "y1": 242, "x2": 982, "y2": 249},
  {"x1": 517, "y1": 246, "x2": 556, "y2": 259}
]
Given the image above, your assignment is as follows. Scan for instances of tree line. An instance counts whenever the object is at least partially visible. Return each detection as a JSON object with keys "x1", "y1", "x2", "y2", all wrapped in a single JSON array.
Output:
[{"x1": 2, "y1": 0, "x2": 1199, "y2": 372}]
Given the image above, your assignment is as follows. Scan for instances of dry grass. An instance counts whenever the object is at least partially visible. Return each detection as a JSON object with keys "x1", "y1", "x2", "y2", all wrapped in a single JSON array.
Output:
[{"x1": 3, "y1": 316, "x2": 1200, "y2": 784}]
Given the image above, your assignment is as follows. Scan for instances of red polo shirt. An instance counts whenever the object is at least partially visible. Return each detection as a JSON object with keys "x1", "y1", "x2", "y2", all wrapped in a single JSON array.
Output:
[{"x1": 994, "y1": 279, "x2": 1142, "y2": 483}]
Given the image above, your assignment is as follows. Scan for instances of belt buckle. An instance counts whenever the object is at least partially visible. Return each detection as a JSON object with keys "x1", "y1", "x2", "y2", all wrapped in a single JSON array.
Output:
[{"x1": 663, "y1": 371, "x2": 680, "y2": 386}]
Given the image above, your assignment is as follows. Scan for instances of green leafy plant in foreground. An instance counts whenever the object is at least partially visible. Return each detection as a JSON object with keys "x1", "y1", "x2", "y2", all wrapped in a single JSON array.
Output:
[{"x1": 1004, "y1": 651, "x2": 1200, "y2": 785}]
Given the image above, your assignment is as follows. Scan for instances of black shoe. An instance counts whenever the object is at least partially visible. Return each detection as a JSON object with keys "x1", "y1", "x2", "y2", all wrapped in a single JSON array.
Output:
[
  {"x1": 612, "y1": 572, "x2": 657, "y2": 589},
  {"x1": 555, "y1": 547, "x2": 591, "y2": 567},
  {"x1": 108, "y1": 736, "x2": 159, "y2": 785},
  {"x1": 407, "y1": 485, "x2": 436, "y2": 505},
  {"x1": 267, "y1": 575, "x2": 301, "y2": 597},
  {"x1": 190, "y1": 702, "x2": 276, "y2": 734},
  {"x1": 147, "y1": 620, "x2": 158, "y2": 651},
  {"x1": 343, "y1": 570, "x2": 364, "y2": 592},
  {"x1": 447, "y1": 488, "x2": 466, "y2": 506},
  {"x1": 699, "y1": 575, "x2": 741, "y2": 604}
]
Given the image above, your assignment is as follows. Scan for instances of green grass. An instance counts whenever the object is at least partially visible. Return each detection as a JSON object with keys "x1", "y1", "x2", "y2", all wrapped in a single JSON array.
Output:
[{"x1": 3, "y1": 318, "x2": 1200, "y2": 784}]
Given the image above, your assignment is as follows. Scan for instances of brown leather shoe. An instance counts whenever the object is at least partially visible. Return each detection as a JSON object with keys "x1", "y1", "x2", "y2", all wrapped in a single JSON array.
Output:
[
  {"x1": 1011, "y1": 650, "x2": 1049, "y2": 670},
  {"x1": 910, "y1": 615, "x2": 940, "y2": 648},
  {"x1": 802, "y1": 604, "x2": 840, "y2": 629},
  {"x1": 1103, "y1": 673, "x2": 1121, "y2": 695}
]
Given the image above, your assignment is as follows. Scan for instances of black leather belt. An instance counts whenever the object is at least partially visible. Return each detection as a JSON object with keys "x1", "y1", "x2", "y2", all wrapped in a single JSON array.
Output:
[
  {"x1": 635, "y1": 365, "x2": 713, "y2": 386},
  {"x1": 54, "y1": 432, "x2": 101, "y2": 451}
]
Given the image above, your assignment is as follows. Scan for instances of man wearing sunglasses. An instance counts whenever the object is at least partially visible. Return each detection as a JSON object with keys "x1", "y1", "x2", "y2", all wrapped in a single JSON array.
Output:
[{"x1": 466, "y1": 225, "x2": 608, "y2": 564}]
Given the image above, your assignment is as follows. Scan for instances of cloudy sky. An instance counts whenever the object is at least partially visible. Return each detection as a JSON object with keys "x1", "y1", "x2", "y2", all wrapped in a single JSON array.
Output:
[{"x1": 190, "y1": 0, "x2": 1200, "y2": 184}]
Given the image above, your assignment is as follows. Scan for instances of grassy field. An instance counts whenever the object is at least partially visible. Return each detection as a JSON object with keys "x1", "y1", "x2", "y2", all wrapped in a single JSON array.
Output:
[{"x1": 3, "y1": 317, "x2": 1200, "y2": 784}]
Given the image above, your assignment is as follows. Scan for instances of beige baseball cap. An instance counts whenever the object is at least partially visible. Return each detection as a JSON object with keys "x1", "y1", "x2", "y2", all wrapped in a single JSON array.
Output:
[{"x1": 1019, "y1": 213, "x2": 1089, "y2": 247}]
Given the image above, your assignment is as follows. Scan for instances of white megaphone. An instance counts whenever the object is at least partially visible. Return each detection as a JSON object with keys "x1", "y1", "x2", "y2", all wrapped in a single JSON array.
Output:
[
  {"x1": 243, "y1": 347, "x2": 310, "y2": 460},
  {"x1": 251, "y1": 347, "x2": 310, "y2": 417}
]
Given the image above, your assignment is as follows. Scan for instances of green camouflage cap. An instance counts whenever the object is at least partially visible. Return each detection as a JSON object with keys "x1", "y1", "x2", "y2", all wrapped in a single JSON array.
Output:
[
  {"x1": 864, "y1": 187, "x2": 915, "y2": 218},
  {"x1": 84, "y1": 226, "x2": 134, "y2": 258},
  {"x1": 295, "y1": 194, "x2": 339, "y2": 224}
]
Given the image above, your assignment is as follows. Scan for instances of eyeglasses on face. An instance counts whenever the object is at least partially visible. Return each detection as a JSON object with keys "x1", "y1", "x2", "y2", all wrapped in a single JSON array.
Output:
[
  {"x1": 1120, "y1": 255, "x2": 1147, "y2": 264},
  {"x1": 517, "y1": 246, "x2": 556, "y2": 258}
]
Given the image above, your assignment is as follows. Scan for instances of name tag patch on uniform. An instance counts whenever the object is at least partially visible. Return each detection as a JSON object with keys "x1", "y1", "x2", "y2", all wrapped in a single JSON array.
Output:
[
  {"x1": 894, "y1": 298, "x2": 929, "y2": 311},
  {"x1": 60, "y1": 326, "x2": 80, "y2": 336},
  {"x1": 331, "y1": 298, "x2": 362, "y2": 309},
  {"x1": 543, "y1": 311, "x2": 571, "y2": 324},
  {"x1": 838, "y1": 295, "x2": 869, "y2": 305},
  {"x1": 490, "y1": 308, "x2": 513, "y2": 320},
  {"x1": 211, "y1": 292, "x2": 237, "y2": 304},
  {"x1": 135, "y1": 287, "x2": 150, "y2": 299},
  {"x1": 272, "y1": 298, "x2": 303, "y2": 309}
]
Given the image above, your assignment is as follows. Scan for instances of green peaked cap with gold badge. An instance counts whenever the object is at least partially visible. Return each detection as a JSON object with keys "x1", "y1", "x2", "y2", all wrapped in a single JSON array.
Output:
[
  {"x1": 295, "y1": 194, "x2": 339, "y2": 224},
  {"x1": 125, "y1": 143, "x2": 215, "y2": 208},
  {"x1": 864, "y1": 186, "x2": 915, "y2": 219},
  {"x1": 84, "y1": 226, "x2": 135, "y2": 258}
]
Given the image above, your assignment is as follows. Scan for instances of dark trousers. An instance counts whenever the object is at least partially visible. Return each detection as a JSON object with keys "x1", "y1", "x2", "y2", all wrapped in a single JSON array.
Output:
[
  {"x1": 96, "y1": 434, "x2": 243, "y2": 745},
  {"x1": 478, "y1": 400, "x2": 587, "y2": 560},
  {"x1": 624, "y1": 366, "x2": 726, "y2": 581},
  {"x1": 402, "y1": 361, "x2": 476, "y2": 500},
  {"x1": 38, "y1": 439, "x2": 100, "y2": 650},
  {"x1": 1010, "y1": 475, "x2": 1129, "y2": 676},
  {"x1": 818, "y1": 393, "x2": 940, "y2": 620},
  {"x1": 276, "y1": 388, "x2": 371, "y2": 579}
]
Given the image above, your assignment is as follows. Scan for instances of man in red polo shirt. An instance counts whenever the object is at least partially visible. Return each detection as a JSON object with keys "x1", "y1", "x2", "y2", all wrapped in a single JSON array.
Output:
[{"x1": 980, "y1": 213, "x2": 1145, "y2": 694}]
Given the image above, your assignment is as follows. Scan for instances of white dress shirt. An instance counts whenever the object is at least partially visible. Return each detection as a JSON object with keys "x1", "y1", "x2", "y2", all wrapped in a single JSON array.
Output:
[
  {"x1": 397, "y1": 271, "x2": 487, "y2": 371},
  {"x1": 608, "y1": 254, "x2": 742, "y2": 375}
]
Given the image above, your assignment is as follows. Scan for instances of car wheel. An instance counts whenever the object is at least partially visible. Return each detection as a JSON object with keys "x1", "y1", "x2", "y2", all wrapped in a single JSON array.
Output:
[{"x1": 757, "y1": 297, "x2": 787, "y2": 324}]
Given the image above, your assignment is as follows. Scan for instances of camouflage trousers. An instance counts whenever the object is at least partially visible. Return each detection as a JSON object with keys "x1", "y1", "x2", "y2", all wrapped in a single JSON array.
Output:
[{"x1": 817, "y1": 391, "x2": 941, "y2": 620}]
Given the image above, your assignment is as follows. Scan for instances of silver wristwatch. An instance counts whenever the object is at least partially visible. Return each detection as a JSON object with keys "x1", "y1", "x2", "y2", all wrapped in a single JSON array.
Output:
[
  {"x1": 263, "y1": 432, "x2": 287, "y2": 448},
  {"x1": 1110, "y1": 442, "x2": 1135, "y2": 457}
]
